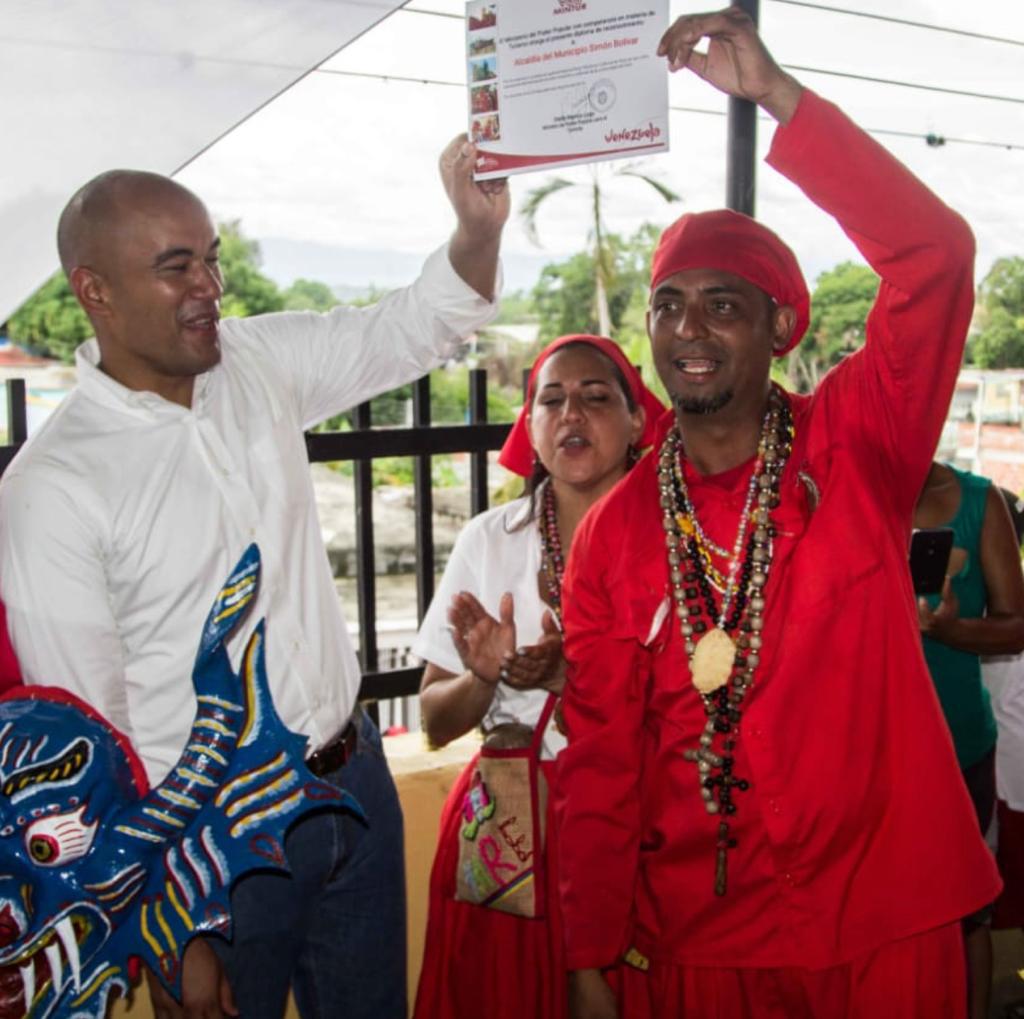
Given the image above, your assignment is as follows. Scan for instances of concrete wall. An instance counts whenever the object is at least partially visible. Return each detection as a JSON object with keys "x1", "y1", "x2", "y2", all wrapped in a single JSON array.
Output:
[
  {"x1": 955, "y1": 421, "x2": 1024, "y2": 494},
  {"x1": 110, "y1": 733, "x2": 476, "y2": 1018}
]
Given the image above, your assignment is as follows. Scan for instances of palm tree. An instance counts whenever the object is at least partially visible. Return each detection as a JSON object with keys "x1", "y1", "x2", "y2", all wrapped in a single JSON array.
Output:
[{"x1": 520, "y1": 164, "x2": 680, "y2": 336}]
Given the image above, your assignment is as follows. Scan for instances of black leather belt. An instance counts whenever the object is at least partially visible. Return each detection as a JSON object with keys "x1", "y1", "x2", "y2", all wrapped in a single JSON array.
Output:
[{"x1": 306, "y1": 717, "x2": 358, "y2": 777}]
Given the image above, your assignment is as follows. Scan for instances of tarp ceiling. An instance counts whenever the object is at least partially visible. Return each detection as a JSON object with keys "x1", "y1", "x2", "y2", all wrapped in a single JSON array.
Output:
[{"x1": 0, "y1": 0, "x2": 405, "y2": 324}]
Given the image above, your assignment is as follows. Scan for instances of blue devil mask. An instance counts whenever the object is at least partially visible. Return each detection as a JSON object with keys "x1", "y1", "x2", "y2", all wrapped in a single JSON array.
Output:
[{"x1": 0, "y1": 545, "x2": 361, "y2": 1017}]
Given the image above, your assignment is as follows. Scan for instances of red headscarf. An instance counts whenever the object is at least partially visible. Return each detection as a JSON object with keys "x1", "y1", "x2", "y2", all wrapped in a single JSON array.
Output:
[
  {"x1": 650, "y1": 209, "x2": 810, "y2": 355},
  {"x1": 498, "y1": 334, "x2": 666, "y2": 477}
]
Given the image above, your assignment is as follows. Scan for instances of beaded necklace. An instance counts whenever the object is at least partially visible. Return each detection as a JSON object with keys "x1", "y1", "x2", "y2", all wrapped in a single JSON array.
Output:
[
  {"x1": 657, "y1": 388, "x2": 794, "y2": 896},
  {"x1": 538, "y1": 480, "x2": 570, "y2": 736},
  {"x1": 538, "y1": 481, "x2": 565, "y2": 626},
  {"x1": 672, "y1": 452, "x2": 761, "y2": 595}
]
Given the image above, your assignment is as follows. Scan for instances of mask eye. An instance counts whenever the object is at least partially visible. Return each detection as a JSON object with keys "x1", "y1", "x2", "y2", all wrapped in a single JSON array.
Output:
[
  {"x1": 23, "y1": 807, "x2": 96, "y2": 868},
  {"x1": 28, "y1": 835, "x2": 57, "y2": 863}
]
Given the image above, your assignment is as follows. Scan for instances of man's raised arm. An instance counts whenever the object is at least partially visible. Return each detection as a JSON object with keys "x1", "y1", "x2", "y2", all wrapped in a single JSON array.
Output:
[
  {"x1": 658, "y1": 6, "x2": 802, "y2": 125},
  {"x1": 660, "y1": 5, "x2": 975, "y2": 512},
  {"x1": 439, "y1": 135, "x2": 509, "y2": 302}
]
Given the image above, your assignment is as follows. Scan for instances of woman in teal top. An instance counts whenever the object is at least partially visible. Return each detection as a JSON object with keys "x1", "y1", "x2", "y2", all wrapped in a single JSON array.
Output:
[
  {"x1": 914, "y1": 461, "x2": 1024, "y2": 1019},
  {"x1": 921, "y1": 466, "x2": 1000, "y2": 767}
]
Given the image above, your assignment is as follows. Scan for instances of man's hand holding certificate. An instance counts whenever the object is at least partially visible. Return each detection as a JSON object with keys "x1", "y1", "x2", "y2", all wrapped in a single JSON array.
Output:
[{"x1": 467, "y1": 0, "x2": 669, "y2": 179}]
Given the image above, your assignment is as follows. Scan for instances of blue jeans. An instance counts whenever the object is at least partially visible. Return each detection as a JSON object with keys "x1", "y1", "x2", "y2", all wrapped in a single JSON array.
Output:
[{"x1": 212, "y1": 707, "x2": 407, "y2": 1019}]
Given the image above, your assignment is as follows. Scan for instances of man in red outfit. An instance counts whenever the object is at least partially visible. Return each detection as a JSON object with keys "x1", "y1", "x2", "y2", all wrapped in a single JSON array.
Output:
[{"x1": 556, "y1": 8, "x2": 1000, "y2": 1018}]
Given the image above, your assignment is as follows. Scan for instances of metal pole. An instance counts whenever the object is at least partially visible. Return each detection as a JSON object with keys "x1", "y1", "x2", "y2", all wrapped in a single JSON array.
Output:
[
  {"x1": 352, "y1": 399, "x2": 380, "y2": 727},
  {"x1": 725, "y1": 0, "x2": 760, "y2": 215},
  {"x1": 5, "y1": 379, "x2": 26, "y2": 445},
  {"x1": 412, "y1": 376, "x2": 434, "y2": 623},
  {"x1": 468, "y1": 369, "x2": 489, "y2": 518}
]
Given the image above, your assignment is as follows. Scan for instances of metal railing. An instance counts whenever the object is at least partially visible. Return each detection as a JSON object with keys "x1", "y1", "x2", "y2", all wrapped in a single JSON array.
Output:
[
  {"x1": 0, "y1": 379, "x2": 27, "y2": 474},
  {"x1": 0, "y1": 372, "x2": 513, "y2": 724}
]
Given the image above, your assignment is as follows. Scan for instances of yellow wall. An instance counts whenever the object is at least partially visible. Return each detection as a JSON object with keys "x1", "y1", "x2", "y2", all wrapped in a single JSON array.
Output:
[{"x1": 110, "y1": 733, "x2": 475, "y2": 1019}]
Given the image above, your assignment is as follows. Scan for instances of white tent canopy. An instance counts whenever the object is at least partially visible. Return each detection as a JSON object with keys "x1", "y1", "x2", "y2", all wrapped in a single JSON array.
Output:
[{"x1": 0, "y1": 0, "x2": 404, "y2": 324}]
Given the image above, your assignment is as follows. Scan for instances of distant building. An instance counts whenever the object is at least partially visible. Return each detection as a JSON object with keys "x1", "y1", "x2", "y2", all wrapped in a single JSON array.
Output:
[{"x1": 941, "y1": 369, "x2": 1024, "y2": 493}]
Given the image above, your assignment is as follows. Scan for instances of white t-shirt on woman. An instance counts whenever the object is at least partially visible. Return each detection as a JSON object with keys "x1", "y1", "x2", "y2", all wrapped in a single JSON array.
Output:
[{"x1": 413, "y1": 493, "x2": 567, "y2": 760}]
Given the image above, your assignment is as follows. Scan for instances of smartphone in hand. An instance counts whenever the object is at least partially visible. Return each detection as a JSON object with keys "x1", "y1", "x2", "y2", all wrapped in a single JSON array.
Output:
[{"x1": 909, "y1": 527, "x2": 954, "y2": 595}]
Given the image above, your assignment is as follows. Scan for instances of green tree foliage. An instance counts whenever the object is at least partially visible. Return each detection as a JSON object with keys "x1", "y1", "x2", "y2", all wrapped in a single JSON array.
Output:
[
  {"x1": 7, "y1": 220, "x2": 286, "y2": 362},
  {"x1": 491, "y1": 289, "x2": 537, "y2": 325},
  {"x1": 521, "y1": 165, "x2": 679, "y2": 334},
  {"x1": 972, "y1": 308, "x2": 1024, "y2": 369},
  {"x1": 527, "y1": 222, "x2": 666, "y2": 402},
  {"x1": 432, "y1": 366, "x2": 516, "y2": 424},
  {"x1": 317, "y1": 364, "x2": 518, "y2": 435},
  {"x1": 619, "y1": 317, "x2": 668, "y2": 409},
  {"x1": 979, "y1": 256, "x2": 1024, "y2": 315},
  {"x1": 783, "y1": 261, "x2": 878, "y2": 392},
  {"x1": 533, "y1": 250, "x2": 620, "y2": 340},
  {"x1": 532, "y1": 223, "x2": 659, "y2": 344},
  {"x1": 970, "y1": 257, "x2": 1024, "y2": 369},
  {"x1": 282, "y1": 278, "x2": 339, "y2": 312},
  {"x1": 614, "y1": 224, "x2": 667, "y2": 405},
  {"x1": 6, "y1": 273, "x2": 91, "y2": 363},
  {"x1": 315, "y1": 366, "x2": 518, "y2": 488},
  {"x1": 218, "y1": 221, "x2": 284, "y2": 317}
]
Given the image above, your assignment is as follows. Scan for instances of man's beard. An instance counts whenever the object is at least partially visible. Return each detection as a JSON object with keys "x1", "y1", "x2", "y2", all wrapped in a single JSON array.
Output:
[{"x1": 672, "y1": 388, "x2": 734, "y2": 415}]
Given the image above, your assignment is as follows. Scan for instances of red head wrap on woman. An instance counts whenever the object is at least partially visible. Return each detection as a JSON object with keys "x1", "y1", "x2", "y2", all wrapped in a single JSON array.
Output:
[
  {"x1": 497, "y1": 334, "x2": 666, "y2": 478},
  {"x1": 650, "y1": 209, "x2": 810, "y2": 355}
]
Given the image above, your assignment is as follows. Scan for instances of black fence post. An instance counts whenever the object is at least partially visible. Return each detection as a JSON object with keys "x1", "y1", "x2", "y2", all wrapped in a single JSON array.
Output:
[
  {"x1": 352, "y1": 400, "x2": 380, "y2": 727},
  {"x1": 6, "y1": 380, "x2": 26, "y2": 445},
  {"x1": 0, "y1": 380, "x2": 28, "y2": 474},
  {"x1": 469, "y1": 368, "x2": 489, "y2": 517},
  {"x1": 413, "y1": 377, "x2": 434, "y2": 624}
]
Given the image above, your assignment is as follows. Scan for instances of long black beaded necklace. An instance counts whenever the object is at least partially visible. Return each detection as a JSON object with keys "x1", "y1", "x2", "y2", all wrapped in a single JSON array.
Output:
[
  {"x1": 539, "y1": 481, "x2": 565, "y2": 626},
  {"x1": 657, "y1": 388, "x2": 794, "y2": 896},
  {"x1": 538, "y1": 481, "x2": 568, "y2": 734}
]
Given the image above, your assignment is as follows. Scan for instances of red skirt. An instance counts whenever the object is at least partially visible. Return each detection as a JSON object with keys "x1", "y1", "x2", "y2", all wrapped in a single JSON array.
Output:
[
  {"x1": 606, "y1": 921, "x2": 965, "y2": 1019},
  {"x1": 994, "y1": 799, "x2": 1024, "y2": 929},
  {"x1": 413, "y1": 755, "x2": 567, "y2": 1019}
]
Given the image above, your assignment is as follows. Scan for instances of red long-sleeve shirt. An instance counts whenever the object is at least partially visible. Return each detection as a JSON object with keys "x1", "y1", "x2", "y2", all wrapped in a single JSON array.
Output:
[{"x1": 557, "y1": 90, "x2": 1000, "y2": 972}]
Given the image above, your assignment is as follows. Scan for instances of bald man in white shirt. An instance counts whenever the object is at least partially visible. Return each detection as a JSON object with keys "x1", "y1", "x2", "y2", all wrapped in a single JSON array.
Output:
[{"x1": 0, "y1": 139, "x2": 508, "y2": 1019}]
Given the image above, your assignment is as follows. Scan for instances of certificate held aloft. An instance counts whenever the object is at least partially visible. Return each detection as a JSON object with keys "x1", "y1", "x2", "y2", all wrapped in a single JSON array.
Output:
[{"x1": 466, "y1": 0, "x2": 670, "y2": 180}]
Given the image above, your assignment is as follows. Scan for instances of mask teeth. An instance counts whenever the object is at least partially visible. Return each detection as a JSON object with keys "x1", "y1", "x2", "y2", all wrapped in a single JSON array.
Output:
[
  {"x1": 43, "y1": 940, "x2": 63, "y2": 995},
  {"x1": 55, "y1": 917, "x2": 81, "y2": 992},
  {"x1": 19, "y1": 960, "x2": 35, "y2": 1010}
]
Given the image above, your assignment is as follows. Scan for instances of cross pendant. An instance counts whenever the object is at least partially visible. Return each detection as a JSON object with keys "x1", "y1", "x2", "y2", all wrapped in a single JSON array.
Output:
[
  {"x1": 715, "y1": 846, "x2": 728, "y2": 896},
  {"x1": 714, "y1": 821, "x2": 734, "y2": 896}
]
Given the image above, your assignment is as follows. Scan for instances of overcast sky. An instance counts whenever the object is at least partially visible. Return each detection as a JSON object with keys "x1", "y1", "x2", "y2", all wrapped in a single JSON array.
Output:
[{"x1": 176, "y1": 0, "x2": 1024, "y2": 295}]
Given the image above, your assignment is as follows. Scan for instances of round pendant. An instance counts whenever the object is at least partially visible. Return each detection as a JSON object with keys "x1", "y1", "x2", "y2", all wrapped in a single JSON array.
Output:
[{"x1": 690, "y1": 627, "x2": 736, "y2": 694}]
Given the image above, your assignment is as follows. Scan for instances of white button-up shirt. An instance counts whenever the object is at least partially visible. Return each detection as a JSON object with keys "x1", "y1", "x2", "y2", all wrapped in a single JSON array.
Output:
[{"x1": 0, "y1": 246, "x2": 496, "y2": 783}]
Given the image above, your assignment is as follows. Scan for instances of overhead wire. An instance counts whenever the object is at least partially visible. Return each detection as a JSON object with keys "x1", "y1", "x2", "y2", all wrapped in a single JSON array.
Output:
[
  {"x1": 401, "y1": 0, "x2": 1024, "y2": 49},
  {"x1": 313, "y1": 68, "x2": 1024, "y2": 152},
  {"x1": 7, "y1": 4, "x2": 1023, "y2": 132},
  {"x1": 668, "y1": 103, "x2": 1024, "y2": 152},
  {"x1": 765, "y1": 0, "x2": 1024, "y2": 49},
  {"x1": 394, "y1": 3, "x2": 1024, "y2": 116},
  {"x1": 780, "y1": 64, "x2": 1024, "y2": 107},
  {"x1": 401, "y1": 4, "x2": 464, "y2": 19}
]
